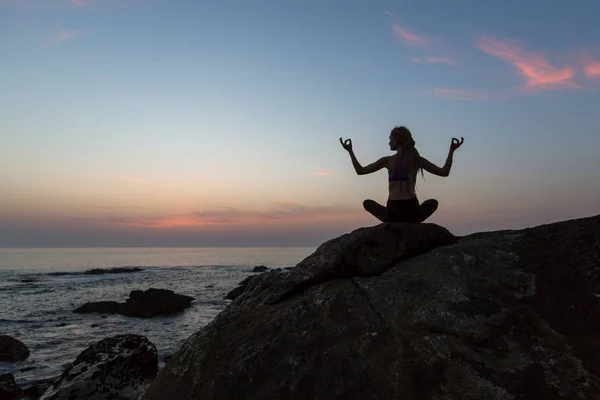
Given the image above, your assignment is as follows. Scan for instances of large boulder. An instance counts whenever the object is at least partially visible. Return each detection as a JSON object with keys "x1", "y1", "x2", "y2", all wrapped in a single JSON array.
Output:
[
  {"x1": 141, "y1": 216, "x2": 600, "y2": 400},
  {"x1": 74, "y1": 288, "x2": 194, "y2": 318},
  {"x1": 0, "y1": 374, "x2": 23, "y2": 400},
  {"x1": 0, "y1": 335, "x2": 30, "y2": 362},
  {"x1": 40, "y1": 334, "x2": 158, "y2": 400}
]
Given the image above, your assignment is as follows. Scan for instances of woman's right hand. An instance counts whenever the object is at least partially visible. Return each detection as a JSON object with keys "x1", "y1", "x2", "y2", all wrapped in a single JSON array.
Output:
[
  {"x1": 450, "y1": 137, "x2": 464, "y2": 152},
  {"x1": 339, "y1": 137, "x2": 353, "y2": 152}
]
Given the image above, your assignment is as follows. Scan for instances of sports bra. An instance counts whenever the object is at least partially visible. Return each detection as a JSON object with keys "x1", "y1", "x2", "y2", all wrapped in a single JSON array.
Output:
[{"x1": 388, "y1": 155, "x2": 408, "y2": 182}]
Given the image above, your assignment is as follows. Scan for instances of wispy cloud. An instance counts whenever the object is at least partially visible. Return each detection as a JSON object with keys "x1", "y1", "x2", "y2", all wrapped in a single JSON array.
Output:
[
  {"x1": 411, "y1": 56, "x2": 454, "y2": 65},
  {"x1": 71, "y1": 0, "x2": 90, "y2": 8},
  {"x1": 42, "y1": 29, "x2": 84, "y2": 47},
  {"x1": 421, "y1": 87, "x2": 501, "y2": 102},
  {"x1": 385, "y1": 10, "x2": 394, "y2": 17},
  {"x1": 109, "y1": 204, "x2": 358, "y2": 229},
  {"x1": 314, "y1": 171, "x2": 332, "y2": 176},
  {"x1": 476, "y1": 35, "x2": 580, "y2": 91},
  {"x1": 392, "y1": 24, "x2": 429, "y2": 48},
  {"x1": 584, "y1": 60, "x2": 600, "y2": 79}
]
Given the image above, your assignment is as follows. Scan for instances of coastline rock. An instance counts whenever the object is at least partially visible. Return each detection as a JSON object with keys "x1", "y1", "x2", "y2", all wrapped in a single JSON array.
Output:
[
  {"x1": 74, "y1": 288, "x2": 194, "y2": 318},
  {"x1": 85, "y1": 267, "x2": 143, "y2": 275},
  {"x1": 226, "y1": 268, "x2": 294, "y2": 301},
  {"x1": 22, "y1": 377, "x2": 56, "y2": 400},
  {"x1": 142, "y1": 216, "x2": 600, "y2": 400},
  {"x1": 251, "y1": 265, "x2": 268, "y2": 273},
  {"x1": 0, "y1": 335, "x2": 30, "y2": 362},
  {"x1": 0, "y1": 374, "x2": 23, "y2": 400},
  {"x1": 39, "y1": 334, "x2": 158, "y2": 400},
  {"x1": 224, "y1": 285, "x2": 247, "y2": 301}
]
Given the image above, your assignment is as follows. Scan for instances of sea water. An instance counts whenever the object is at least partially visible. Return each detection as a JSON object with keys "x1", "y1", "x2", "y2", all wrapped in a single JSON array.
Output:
[{"x1": 0, "y1": 247, "x2": 314, "y2": 386}]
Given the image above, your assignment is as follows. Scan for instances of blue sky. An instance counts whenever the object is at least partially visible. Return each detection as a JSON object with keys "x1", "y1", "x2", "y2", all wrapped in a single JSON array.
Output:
[{"x1": 1, "y1": 0, "x2": 599, "y2": 247}]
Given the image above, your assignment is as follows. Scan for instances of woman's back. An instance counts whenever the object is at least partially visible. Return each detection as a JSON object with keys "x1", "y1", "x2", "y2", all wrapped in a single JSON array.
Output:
[{"x1": 387, "y1": 155, "x2": 416, "y2": 200}]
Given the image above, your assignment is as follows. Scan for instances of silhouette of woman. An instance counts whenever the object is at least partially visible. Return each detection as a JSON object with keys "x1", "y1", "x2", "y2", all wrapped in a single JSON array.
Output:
[{"x1": 340, "y1": 126, "x2": 464, "y2": 223}]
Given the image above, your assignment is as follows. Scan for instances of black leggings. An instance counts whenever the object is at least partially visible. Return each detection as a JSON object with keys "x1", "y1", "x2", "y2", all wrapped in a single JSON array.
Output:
[{"x1": 363, "y1": 198, "x2": 438, "y2": 223}]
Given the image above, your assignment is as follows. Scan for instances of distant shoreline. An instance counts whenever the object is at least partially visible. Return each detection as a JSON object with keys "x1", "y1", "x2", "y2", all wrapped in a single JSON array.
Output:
[{"x1": 0, "y1": 246, "x2": 317, "y2": 249}]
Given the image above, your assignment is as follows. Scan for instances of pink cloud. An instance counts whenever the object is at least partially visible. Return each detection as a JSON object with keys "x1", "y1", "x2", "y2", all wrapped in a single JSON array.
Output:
[
  {"x1": 476, "y1": 35, "x2": 580, "y2": 91},
  {"x1": 411, "y1": 56, "x2": 454, "y2": 65},
  {"x1": 109, "y1": 204, "x2": 360, "y2": 229},
  {"x1": 71, "y1": 0, "x2": 90, "y2": 7},
  {"x1": 314, "y1": 171, "x2": 332, "y2": 176},
  {"x1": 584, "y1": 61, "x2": 600, "y2": 78},
  {"x1": 422, "y1": 87, "x2": 501, "y2": 102},
  {"x1": 392, "y1": 24, "x2": 429, "y2": 48},
  {"x1": 42, "y1": 29, "x2": 83, "y2": 47}
]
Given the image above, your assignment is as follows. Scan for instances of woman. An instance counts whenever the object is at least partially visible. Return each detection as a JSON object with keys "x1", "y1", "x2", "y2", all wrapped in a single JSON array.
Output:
[{"x1": 339, "y1": 126, "x2": 464, "y2": 223}]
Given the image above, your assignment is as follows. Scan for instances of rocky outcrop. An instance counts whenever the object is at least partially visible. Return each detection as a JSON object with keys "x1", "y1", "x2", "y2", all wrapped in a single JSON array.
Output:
[
  {"x1": 85, "y1": 267, "x2": 143, "y2": 275},
  {"x1": 74, "y1": 288, "x2": 194, "y2": 318},
  {"x1": 226, "y1": 268, "x2": 293, "y2": 301},
  {"x1": 21, "y1": 377, "x2": 56, "y2": 400},
  {"x1": 141, "y1": 216, "x2": 600, "y2": 400},
  {"x1": 39, "y1": 334, "x2": 157, "y2": 400},
  {"x1": 0, "y1": 335, "x2": 30, "y2": 362},
  {"x1": 0, "y1": 374, "x2": 23, "y2": 400}
]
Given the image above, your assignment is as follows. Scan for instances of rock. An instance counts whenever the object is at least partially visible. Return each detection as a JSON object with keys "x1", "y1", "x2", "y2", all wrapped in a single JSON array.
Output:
[
  {"x1": 226, "y1": 269, "x2": 293, "y2": 301},
  {"x1": 224, "y1": 285, "x2": 247, "y2": 301},
  {"x1": 122, "y1": 289, "x2": 194, "y2": 318},
  {"x1": 0, "y1": 374, "x2": 23, "y2": 400},
  {"x1": 86, "y1": 267, "x2": 143, "y2": 275},
  {"x1": 141, "y1": 216, "x2": 600, "y2": 400},
  {"x1": 22, "y1": 377, "x2": 56, "y2": 400},
  {"x1": 263, "y1": 222, "x2": 456, "y2": 304},
  {"x1": 39, "y1": 334, "x2": 158, "y2": 400},
  {"x1": 0, "y1": 335, "x2": 30, "y2": 362},
  {"x1": 74, "y1": 301, "x2": 121, "y2": 314},
  {"x1": 252, "y1": 265, "x2": 268, "y2": 273},
  {"x1": 74, "y1": 288, "x2": 194, "y2": 318}
]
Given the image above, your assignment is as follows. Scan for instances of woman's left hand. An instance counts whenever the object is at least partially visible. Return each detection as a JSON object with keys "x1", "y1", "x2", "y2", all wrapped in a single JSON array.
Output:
[{"x1": 339, "y1": 137, "x2": 353, "y2": 152}]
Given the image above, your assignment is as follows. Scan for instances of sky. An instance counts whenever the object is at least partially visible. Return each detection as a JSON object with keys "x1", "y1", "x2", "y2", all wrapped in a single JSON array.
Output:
[{"x1": 1, "y1": 0, "x2": 600, "y2": 247}]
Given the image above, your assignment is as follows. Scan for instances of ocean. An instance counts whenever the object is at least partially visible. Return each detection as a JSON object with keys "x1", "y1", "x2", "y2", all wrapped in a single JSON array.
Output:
[{"x1": 0, "y1": 247, "x2": 315, "y2": 387}]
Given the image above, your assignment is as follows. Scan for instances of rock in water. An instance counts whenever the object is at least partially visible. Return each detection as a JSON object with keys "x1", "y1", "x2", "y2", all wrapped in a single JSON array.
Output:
[
  {"x1": 86, "y1": 267, "x2": 143, "y2": 275},
  {"x1": 0, "y1": 335, "x2": 30, "y2": 362},
  {"x1": 0, "y1": 374, "x2": 24, "y2": 400},
  {"x1": 74, "y1": 288, "x2": 194, "y2": 318},
  {"x1": 40, "y1": 334, "x2": 158, "y2": 400},
  {"x1": 141, "y1": 217, "x2": 600, "y2": 400}
]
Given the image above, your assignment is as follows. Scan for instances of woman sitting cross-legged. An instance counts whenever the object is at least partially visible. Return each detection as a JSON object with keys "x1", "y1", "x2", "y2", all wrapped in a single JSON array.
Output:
[{"x1": 339, "y1": 126, "x2": 464, "y2": 223}]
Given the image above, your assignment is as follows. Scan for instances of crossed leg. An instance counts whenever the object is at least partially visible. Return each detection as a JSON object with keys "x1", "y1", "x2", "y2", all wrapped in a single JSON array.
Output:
[
  {"x1": 420, "y1": 199, "x2": 438, "y2": 222},
  {"x1": 363, "y1": 199, "x2": 387, "y2": 223},
  {"x1": 363, "y1": 198, "x2": 439, "y2": 223}
]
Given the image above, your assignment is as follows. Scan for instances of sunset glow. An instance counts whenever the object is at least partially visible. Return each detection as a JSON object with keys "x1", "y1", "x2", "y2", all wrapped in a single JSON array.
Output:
[{"x1": 1, "y1": 0, "x2": 599, "y2": 247}]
